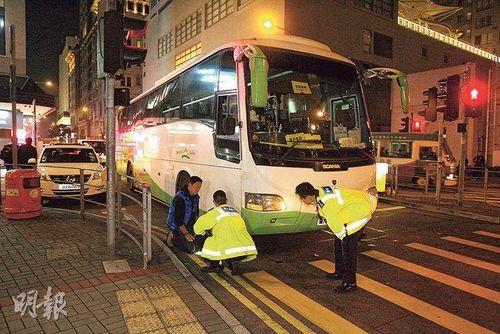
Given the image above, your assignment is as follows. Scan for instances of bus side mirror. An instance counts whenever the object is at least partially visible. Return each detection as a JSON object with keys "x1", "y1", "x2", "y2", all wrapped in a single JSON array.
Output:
[
  {"x1": 236, "y1": 45, "x2": 269, "y2": 108},
  {"x1": 396, "y1": 75, "x2": 410, "y2": 114}
]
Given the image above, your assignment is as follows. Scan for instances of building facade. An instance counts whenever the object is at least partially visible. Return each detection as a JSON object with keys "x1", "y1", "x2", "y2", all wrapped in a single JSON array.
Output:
[
  {"x1": 58, "y1": 36, "x2": 79, "y2": 129},
  {"x1": 434, "y1": 0, "x2": 498, "y2": 55},
  {"x1": 75, "y1": 0, "x2": 149, "y2": 139},
  {"x1": 0, "y1": 0, "x2": 26, "y2": 76}
]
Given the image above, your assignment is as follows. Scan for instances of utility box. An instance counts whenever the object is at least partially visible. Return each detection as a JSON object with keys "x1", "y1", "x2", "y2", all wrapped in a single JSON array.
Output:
[{"x1": 4, "y1": 169, "x2": 42, "y2": 220}]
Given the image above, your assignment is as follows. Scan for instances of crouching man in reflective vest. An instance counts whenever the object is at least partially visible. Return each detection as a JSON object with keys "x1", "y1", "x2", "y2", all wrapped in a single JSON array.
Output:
[
  {"x1": 194, "y1": 190, "x2": 257, "y2": 275},
  {"x1": 296, "y1": 182, "x2": 376, "y2": 293}
]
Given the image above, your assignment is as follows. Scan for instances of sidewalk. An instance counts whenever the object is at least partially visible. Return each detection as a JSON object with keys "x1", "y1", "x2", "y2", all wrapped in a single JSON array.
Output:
[
  {"x1": 0, "y1": 209, "x2": 246, "y2": 334},
  {"x1": 380, "y1": 188, "x2": 500, "y2": 223}
]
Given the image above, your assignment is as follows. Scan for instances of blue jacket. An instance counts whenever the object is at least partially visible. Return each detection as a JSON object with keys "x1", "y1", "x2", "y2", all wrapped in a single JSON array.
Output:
[{"x1": 167, "y1": 189, "x2": 200, "y2": 233}]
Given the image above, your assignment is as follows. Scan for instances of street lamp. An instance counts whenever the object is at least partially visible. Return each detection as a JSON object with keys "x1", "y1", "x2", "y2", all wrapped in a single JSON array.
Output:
[{"x1": 262, "y1": 19, "x2": 290, "y2": 34}]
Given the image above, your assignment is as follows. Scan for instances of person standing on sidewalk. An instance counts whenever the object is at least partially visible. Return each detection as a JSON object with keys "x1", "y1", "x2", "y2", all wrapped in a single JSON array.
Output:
[
  {"x1": 18, "y1": 137, "x2": 37, "y2": 167},
  {"x1": 295, "y1": 181, "x2": 375, "y2": 292},
  {"x1": 166, "y1": 176, "x2": 203, "y2": 253},
  {"x1": 194, "y1": 190, "x2": 257, "y2": 275}
]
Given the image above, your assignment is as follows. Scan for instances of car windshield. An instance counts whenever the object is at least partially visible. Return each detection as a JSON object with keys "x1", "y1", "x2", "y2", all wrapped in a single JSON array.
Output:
[
  {"x1": 82, "y1": 141, "x2": 105, "y2": 154},
  {"x1": 40, "y1": 148, "x2": 98, "y2": 163},
  {"x1": 245, "y1": 47, "x2": 372, "y2": 162}
]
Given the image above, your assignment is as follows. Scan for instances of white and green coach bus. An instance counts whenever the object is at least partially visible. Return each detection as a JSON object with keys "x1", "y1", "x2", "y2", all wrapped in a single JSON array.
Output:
[{"x1": 117, "y1": 35, "x2": 395, "y2": 235}]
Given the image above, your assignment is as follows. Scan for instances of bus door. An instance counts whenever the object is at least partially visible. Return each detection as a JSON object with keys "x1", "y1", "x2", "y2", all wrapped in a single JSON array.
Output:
[{"x1": 215, "y1": 93, "x2": 240, "y2": 163}]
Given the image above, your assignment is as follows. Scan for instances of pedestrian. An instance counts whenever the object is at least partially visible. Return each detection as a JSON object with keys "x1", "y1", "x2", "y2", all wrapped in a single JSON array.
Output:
[
  {"x1": 166, "y1": 176, "x2": 203, "y2": 253},
  {"x1": 18, "y1": 137, "x2": 37, "y2": 167},
  {"x1": 0, "y1": 143, "x2": 13, "y2": 170},
  {"x1": 194, "y1": 190, "x2": 257, "y2": 275},
  {"x1": 295, "y1": 181, "x2": 376, "y2": 293}
]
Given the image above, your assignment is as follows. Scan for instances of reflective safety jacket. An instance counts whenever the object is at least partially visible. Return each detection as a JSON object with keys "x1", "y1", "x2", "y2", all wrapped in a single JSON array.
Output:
[
  {"x1": 317, "y1": 186, "x2": 376, "y2": 240},
  {"x1": 194, "y1": 205, "x2": 257, "y2": 262}
]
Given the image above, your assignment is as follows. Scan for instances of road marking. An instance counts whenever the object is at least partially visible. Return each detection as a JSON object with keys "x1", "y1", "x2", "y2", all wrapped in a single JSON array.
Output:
[
  {"x1": 441, "y1": 236, "x2": 500, "y2": 254},
  {"x1": 363, "y1": 250, "x2": 500, "y2": 304},
  {"x1": 209, "y1": 273, "x2": 289, "y2": 334},
  {"x1": 309, "y1": 260, "x2": 495, "y2": 334},
  {"x1": 366, "y1": 227, "x2": 385, "y2": 233},
  {"x1": 474, "y1": 231, "x2": 500, "y2": 239},
  {"x1": 322, "y1": 230, "x2": 333, "y2": 235},
  {"x1": 406, "y1": 243, "x2": 500, "y2": 274},
  {"x1": 245, "y1": 271, "x2": 367, "y2": 334},
  {"x1": 231, "y1": 275, "x2": 315, "y2": 334},
  {"x1": 376, "y1": 206, "x2": 406, "y2": 212},
  {"x1": 187, "y1": 255, "x2": 288, "y2": 333}
]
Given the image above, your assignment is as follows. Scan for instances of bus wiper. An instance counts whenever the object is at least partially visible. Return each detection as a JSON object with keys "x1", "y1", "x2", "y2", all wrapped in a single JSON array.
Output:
[{"x1": 276, "y1": 139, "x2": 322, "y2": 164}]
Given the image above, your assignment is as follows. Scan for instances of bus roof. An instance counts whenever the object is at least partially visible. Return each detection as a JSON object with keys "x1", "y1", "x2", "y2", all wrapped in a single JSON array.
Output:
[
  {"x1": 372, "y1": 132, "x2": 439, "y2": 141},
  {"x1": 131, "y1": 35, "x2": 355, "y2": 105}
]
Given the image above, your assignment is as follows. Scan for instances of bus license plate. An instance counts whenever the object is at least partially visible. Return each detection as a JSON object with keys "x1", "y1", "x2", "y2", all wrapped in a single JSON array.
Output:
[
  {"x1": 317, "y1": 217, "x2": 327, "y2": 226},
  {"x1": 59, "y1": 184, "x2": 80, "y2": 190}
]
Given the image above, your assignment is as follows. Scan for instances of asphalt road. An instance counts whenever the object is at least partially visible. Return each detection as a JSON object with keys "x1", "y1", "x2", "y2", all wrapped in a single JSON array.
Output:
[{"x1": 47, "y1": 190, "x2": 500, "y2": 334}]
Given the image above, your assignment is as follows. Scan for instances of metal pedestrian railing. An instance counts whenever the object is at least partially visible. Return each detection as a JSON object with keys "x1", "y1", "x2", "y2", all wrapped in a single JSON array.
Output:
[
  {"x1": 0, "y1": 163, "x2": 153, "y2": 269},
  {"x1": 385, "y1": 164, "x2": 500, "y2": 207}
]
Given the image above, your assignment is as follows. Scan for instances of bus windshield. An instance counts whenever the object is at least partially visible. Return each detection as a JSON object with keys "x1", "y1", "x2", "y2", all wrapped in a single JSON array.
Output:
[{"x1": 246, "y1": 47, "x2": 372, "y2": 164}]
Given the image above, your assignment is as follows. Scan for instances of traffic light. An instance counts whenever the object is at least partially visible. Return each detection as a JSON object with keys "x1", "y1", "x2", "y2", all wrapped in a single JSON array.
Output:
[
  {"x1": 413, "y1": 120, "x2": 422, "y2": 132},
  {"x1": 425, "y1": 87, "x2": 437, "y2": 122},
  {"x1": 463, "y1": 85, "x2": 484, "y2": 118},
  {"x1": 399, "y1": 117, "x2": 410, "y2": 132},
  {"x1": 445, "y1": 75, "x2": 460, "y2": 121},
  {"x1": 98, "y1": 4, "x2": 147, "y2": 77}
]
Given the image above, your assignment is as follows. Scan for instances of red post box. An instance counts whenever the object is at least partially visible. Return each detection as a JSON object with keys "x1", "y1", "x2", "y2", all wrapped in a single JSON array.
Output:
[{"x1": 4, "y1": 169, "x2": 42, "y2": 220}]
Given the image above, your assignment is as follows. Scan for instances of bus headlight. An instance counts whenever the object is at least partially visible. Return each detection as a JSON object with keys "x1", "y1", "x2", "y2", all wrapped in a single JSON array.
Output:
[{"x1": 245, "y1": 193, "x2": 287, "y2": 212}]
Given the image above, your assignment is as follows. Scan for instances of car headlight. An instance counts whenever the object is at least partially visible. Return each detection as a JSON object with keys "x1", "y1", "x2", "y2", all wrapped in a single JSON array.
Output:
[
  {"x1": 245, "y1": 193, "x2": 287, "y2": 212},
  {"x1": 92, "y1": 171, "x2": 102, "y2": 180},
  {"x1": 38, "y1": 168, "x2": 50, "y2": 181}
]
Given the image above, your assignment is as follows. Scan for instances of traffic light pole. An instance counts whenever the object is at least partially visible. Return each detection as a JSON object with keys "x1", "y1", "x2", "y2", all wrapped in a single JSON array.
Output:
[
  {"x1": 10, "y1": 25, "x2": 18, "y2": 169},
  {"x1": 458, "y1": 117, "x2": 467, "y2": 206},
  {"x1": 436, "y1": 110, "x2": 444, "y2": 204},
  {"x1": 105, "y1": 0, "x2": 117, "y2": 257}
]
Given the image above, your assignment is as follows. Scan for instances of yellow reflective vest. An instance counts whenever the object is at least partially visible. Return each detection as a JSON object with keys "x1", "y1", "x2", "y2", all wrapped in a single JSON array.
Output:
[
  {"x1": 317, "y1": 186, "x2": 376, "y2": 240},
  {"x1": 194, "y1": 205, "x2": 257, "y2": 262}
]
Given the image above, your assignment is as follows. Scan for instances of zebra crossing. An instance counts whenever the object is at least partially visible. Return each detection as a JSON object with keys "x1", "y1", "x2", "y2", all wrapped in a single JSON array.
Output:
[{"x1": 186, "y1": 230, "x2": 500, "y2": 333}]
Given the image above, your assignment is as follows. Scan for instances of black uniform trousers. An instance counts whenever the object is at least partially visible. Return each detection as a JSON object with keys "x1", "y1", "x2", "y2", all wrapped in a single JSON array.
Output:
[{"x1": 333, "y1": 227, "x2": 364, "y2": 284}]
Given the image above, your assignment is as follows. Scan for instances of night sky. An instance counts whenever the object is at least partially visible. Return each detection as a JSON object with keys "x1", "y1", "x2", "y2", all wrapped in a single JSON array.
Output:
[{"x1": 26, "y1": 0, "x2": 80, "y2": 85}]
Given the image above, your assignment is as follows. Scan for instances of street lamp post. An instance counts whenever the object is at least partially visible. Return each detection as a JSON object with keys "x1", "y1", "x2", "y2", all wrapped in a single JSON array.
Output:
[{"x1": 32, "y1": 99, "x2": 37, "y2": 146}]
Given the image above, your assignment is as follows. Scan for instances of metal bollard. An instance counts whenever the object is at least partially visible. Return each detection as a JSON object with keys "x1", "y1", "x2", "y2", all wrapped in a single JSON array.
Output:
[
  {"x1": 142, "y1": 185, "x2": 148, "y2": 268},
  {"x1": 80, "y1": 168, "x2": 85, "y2": 218},
  {"x1": 394, "y1": 165, "x2": 399, "y2": 196},
  {"x1": 116, "y1": 174, "x2": 122, "y2": 238},
  {"x1": 147, "y1": 186, "x2": 152, "y2": 261},
  {"x1": 425, "y1": 165, "x2": 429, "y2": 196},
  {"x1": 483, "y1": 167, "x2": 488, "y2": 203}
]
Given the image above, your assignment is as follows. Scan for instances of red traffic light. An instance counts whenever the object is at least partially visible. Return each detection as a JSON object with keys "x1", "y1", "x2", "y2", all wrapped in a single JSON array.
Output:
[{"x1": 463, "y1": 84, "x2": 485, "y2": 118}]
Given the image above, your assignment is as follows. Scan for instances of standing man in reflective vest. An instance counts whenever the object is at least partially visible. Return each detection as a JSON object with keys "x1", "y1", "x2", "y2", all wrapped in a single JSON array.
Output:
[
  {"x1": 166, "y1": 176, "x2": 203, "y2": 253},
  {"x1": 194, "y1": 190, "x2": 257, "y2": 275},
  {"x1": 296, "y1": 181, "x2": 376, "y2": 292}
]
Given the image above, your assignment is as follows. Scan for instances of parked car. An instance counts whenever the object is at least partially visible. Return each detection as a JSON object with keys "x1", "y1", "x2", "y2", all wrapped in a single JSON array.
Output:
[
  {"x1": 36, "y1": 143, "x2": 106, "y2": 198},
  {"x1": 78, "y1": 139, "x2": 106, "y2": 166}
]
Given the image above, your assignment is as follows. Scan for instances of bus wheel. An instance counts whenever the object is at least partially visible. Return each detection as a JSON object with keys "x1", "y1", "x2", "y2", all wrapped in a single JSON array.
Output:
[
  {"x1": 176, "y1": 171, "x2": 190, "y2": 193},
  {"x1": 127, "y1": 163, "x2": 135, "y2": 191}
]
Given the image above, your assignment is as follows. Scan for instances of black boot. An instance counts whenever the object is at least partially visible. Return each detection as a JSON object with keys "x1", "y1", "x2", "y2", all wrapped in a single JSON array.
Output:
[
  {"x1": 334, "y1": 281, "x2": 357, "y2": 293},
  {"x1": 202, "y1": 261, "x2": 223, "y2": 273},
  {"x1": 326, "y1": 272, "x2": 344, "y2": 280}
]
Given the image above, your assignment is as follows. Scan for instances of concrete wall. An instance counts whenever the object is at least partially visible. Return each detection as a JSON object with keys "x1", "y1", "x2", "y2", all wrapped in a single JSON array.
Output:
[{"x1": 0, "y1": 0, "x2": 26, "y2": 75}]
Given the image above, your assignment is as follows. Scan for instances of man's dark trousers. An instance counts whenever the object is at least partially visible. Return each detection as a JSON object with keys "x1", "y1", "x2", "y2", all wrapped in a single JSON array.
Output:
[{"x1": 333, "y1": 227, "x2": 364, "y2": 284}]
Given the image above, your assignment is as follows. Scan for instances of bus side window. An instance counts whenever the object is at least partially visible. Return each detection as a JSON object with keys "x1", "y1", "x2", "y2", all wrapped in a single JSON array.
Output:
[
  {"x1": 215, "y1": 94, "x2": 240, "y2": 163},
  {"x1": 162, "y1": 78, "x2": 182, "y2": 123},
  {"x1": 181, "y1": 56, "x2": 217, "y2": 123}
]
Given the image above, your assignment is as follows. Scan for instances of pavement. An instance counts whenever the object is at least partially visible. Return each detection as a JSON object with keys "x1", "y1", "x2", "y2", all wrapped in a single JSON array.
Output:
[
  {"x1": 0, "y1": 209, "x2": 246, "y2": 334},
  {"x1": 1, "y1": 190, "x2": 499, "y2": 334}
]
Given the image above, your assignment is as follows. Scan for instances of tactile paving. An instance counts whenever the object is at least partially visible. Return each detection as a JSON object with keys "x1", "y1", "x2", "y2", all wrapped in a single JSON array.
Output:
[
  {"x1": 116, "y1": 289, "x2": 148, "y2": 303},
  {"x1": 166, "y1": 322, "x2": 207, "y2": 334},
  {"x1": 120, "y1": 300, "x2": 156, "y2": 319},
  {"x1": 151, "y1": 296, "x2": 185, "y2": 311},
  {"x1": 145, "y1": 285, "x2": 177, "y2": 298},
  {"x1": 159, "y1": 306, "x2": 197, "y2": 327},
  {"x1": 125, "y1": 314, "x2": 164, "y2": 334}
]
